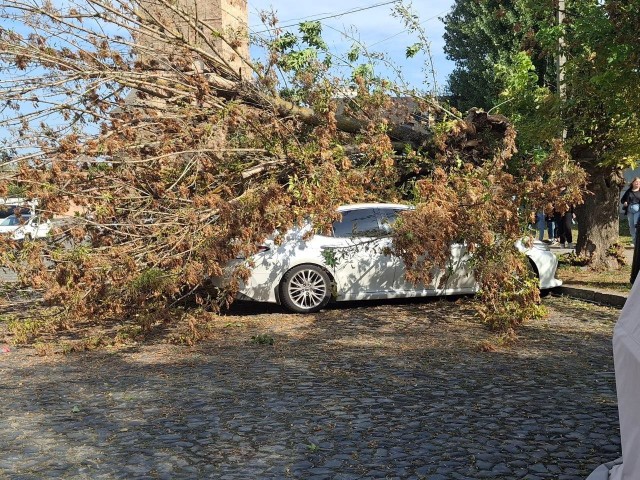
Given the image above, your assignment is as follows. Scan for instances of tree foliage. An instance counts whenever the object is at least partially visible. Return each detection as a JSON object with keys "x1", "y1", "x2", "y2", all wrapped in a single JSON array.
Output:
[
  {"x1": 0, "y1": 0, "x2": 584, "y2": 336},
  {"x1": 501, "y1": 0, "x2": 640, "y2": 267},
  {"x1": 503, "y1": 0, "x2": 640, "y2": 167},
  {"x1": 443, "y1": 0, "x2": 553, "y2": 111},
  {"x1": 445, "y1": 0, "x2": 640, "y2": 268}
]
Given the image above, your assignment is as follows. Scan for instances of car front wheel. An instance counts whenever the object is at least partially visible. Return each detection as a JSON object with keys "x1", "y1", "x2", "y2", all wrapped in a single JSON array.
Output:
[
  {"x1": 527, "y1": 258, "x2": 550, "y2": 297},
  {"x1": 280, "y1": 264, "x2": 332, "y2": 313}
]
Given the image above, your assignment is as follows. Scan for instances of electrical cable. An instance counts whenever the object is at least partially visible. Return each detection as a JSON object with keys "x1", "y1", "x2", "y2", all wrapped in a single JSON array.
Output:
[
  {"x1": 251, "y1": 0, "x2": 400, "y2": 34},
  {"x1": 368, "y1": 10, "x2": 448, "y2": 47}
]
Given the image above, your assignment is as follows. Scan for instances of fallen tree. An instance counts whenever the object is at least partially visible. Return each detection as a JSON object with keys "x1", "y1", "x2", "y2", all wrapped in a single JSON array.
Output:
[{"x1": 0, "y1": 0, "x2": 585, "y2": 337}]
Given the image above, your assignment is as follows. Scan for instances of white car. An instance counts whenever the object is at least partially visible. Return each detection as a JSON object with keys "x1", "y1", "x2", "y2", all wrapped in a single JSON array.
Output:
[
  {"x1": 217, "y1": 203, "x2": 562, "y2": 313},
  {"x1": 0, "y1": 214, "x2": 51, "y2": 240}
]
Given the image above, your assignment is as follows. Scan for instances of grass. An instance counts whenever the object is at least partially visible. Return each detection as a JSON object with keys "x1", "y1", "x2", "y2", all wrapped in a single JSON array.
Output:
[
  {"x1": 554, "y1": 217, "x2": 635, "y2": 294},
  {"x1": 556, "y1": 263, "x2": 632, "y2": 293}
]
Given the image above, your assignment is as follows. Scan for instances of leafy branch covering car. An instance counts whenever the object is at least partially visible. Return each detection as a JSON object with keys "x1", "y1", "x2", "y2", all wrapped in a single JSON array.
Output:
[
  {"x1": 214, "y1": 203, "x2": 562, "y2": 313},
  {"x1": 0, "y1": 214, "x2": 51, "y2": 240}
]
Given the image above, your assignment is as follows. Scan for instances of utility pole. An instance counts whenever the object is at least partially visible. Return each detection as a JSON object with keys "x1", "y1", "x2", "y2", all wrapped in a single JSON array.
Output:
[{"x1": 557, "y1": 0, "x2": 567, "y2": 139}]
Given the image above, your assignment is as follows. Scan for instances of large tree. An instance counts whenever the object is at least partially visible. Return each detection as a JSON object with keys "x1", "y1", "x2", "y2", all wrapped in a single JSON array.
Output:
[
  {"x1": 560, "y1": 0, "x2": 640, "y2": 266},
  {"x1": 0, "y1": 0, "x2": 584, "y2": 340},
  {"x1": 444, "y1": 0, "x2": 640, "y2": 268},
  {"x1": 510, "y1": 0, "x2": 640, "y2": 268}
]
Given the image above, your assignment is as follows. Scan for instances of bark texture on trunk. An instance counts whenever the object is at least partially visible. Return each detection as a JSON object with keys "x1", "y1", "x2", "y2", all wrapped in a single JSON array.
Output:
[{"x1": 575, "y1": 163, "x2": 625, "y2": 269}]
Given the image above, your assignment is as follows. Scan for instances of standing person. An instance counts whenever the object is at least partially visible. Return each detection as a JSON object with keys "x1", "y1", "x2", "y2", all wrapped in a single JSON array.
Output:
[
  {"x1": 535, "y1": 211, "x2": 546, "y2": 241},
  {"x1": 545, "y1": 213, "x2": 555, "y2": 244},
  {"x1": 553, "y1": 207, "x2": 575, "y2": 248},
  {"x1": 621, "y1": 177, "x2": 640, "y2": 247},
  {"x1": 552, "y1": 207, "x2": 563, "y2": 246}
]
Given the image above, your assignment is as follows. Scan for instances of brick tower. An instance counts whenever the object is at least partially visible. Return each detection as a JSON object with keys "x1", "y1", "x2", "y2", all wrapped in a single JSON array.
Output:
[
  {"x1": 181, "y1": 0, "x2": 248, "y2": 78},
  {"x1": 138, "y1": 0, "x2": 249, "y2": 78}
]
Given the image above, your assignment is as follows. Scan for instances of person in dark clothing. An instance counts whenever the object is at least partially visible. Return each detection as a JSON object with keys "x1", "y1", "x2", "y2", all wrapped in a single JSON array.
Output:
[
  {"x1": 545, "y1": 213, "x2": 555, "y2": 243},
  {"x1": 553, "y1": 207, "x2": 575, "y2": 248},
  {"x1": 621, "y1": 177, "x2": 640, "y2": 247}
]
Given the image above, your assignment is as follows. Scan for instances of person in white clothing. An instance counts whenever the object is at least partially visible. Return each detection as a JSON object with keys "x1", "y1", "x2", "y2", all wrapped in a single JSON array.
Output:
[{"x1": 587, "y1": 278, "x2": 640, "y2": 479}]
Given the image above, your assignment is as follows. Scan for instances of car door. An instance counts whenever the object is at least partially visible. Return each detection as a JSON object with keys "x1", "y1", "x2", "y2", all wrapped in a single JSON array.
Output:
[
  {"x1": 438, "y1": 243, "x2": 477, "y2": 293},
  {"x1": 392, "y1": 246, "x2": 477, "y2": 294},
  {"x1": 32, "y1": 216, "x2": 50, "y2": 238},
  {"x1": 23, "y1": 216, "x2": 44, "y2": 238},
  {"x1": 388, "y1": 208, "x2": 476, "y2": 295},
  {"x1": 328, "y1": 207, "x2": 397, "y2": 300},
  {"x1": 377, "y1": 206, "x2": 439, "y2": 294}
]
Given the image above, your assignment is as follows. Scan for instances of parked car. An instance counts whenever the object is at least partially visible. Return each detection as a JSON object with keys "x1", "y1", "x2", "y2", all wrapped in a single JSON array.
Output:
[
  {"x1": 214, "y1": 203, "x2": 562, "y2": 313},
  {"x1": 0, "y1": 214, "x2": 51, "y2": 240}
]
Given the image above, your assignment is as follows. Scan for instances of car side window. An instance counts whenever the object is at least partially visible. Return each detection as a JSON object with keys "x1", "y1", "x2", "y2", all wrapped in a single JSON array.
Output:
[
  {"x1": 1, "y1": 216, "x2": 24, "y2": 227},
  {"x1": 332, "y1": 208, "x2": 381, "y2": 237},
  {"x1": 376, "y1": 208, "x2": 404, "y2": 233}
]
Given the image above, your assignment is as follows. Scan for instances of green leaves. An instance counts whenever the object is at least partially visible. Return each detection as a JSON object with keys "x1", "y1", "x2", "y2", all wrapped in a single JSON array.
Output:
[
  {"x1": 299, "y1": 21, "x2": 327, "y2": 50},
  {"x1": 251, "y1": 333, "x2": 274, "y2": 345},
  {"x1": 321, "y1": 248, "x2": 337, "y2": 269},
  {"x1": 272, "y1": 32, "x2": 297, "y2": 53},
  {"x1": 130, "y1": 268, "x2": 172, "y2": 295},
  {"x1": 347, "y1": 44, "x2": 361, "y2": 63},
  {"x1": 443, "y1": 0, "x2": 537, "y2": 111},
  {"x1": 405, "y1": 42, "x2": 423, "y2": 58},
  {"x1": 495, "y1": 51, "x2": 536, "y2": 97},
  {"x1": 279, "y1": 48, "x2": 319, "y2": 72},
  {"x1": 273, "y1": 21, "x2": 331, "y2": 75},
  {"x1": 352, "y1": 63, "x2": 374, "y2": 81}
]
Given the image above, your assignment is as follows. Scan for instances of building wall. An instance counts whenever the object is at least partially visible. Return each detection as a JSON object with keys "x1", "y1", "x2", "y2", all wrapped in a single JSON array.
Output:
[
  {"x1": 219, "y1": 0, "x2": 249, "y2": 77},
  {"x1": 137, "y1": 0, "x2": 248, "y2": 78}
]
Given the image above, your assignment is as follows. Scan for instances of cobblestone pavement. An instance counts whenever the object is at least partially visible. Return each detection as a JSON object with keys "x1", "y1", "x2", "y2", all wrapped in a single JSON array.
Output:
[{"x1": 0, "y1": 296, "x2": 621, "y2": 479}]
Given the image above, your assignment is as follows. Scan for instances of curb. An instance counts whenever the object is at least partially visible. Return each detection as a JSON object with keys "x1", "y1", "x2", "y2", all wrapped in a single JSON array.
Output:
[{"x1": 553, "y1": 286, "x2": 628, "y2": 308}]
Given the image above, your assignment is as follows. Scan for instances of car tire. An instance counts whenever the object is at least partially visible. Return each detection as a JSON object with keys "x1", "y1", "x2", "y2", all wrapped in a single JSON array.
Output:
[{"x1": 279, "y1": 264, "x2": 332, "y2": 313}]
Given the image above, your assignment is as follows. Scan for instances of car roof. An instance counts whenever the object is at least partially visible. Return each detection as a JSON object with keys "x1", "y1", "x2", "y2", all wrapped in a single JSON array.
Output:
[{"x1": 337, "y1": 203, "x2": 411, "y2": 212}]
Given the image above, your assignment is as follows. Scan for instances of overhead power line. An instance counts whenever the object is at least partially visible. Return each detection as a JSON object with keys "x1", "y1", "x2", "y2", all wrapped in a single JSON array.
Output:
[
  {"x1": 369, "y1": 10, "x2": 448, "y2": 47},
  {"x1": 252, "y1": 0, "x2": 400, "y2": 34}
]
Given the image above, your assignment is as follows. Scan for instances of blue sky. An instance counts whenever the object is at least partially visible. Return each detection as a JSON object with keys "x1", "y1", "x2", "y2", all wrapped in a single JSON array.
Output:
[
  {"x1": 247, "y1": 0, "x2": 456, "y2": 94},
  {"x1": 0, "y1": 0, "x2": 456, "y2": 149}
]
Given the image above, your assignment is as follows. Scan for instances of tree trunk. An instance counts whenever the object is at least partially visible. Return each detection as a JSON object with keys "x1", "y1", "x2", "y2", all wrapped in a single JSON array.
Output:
[{"x1": 574, "y1": 163, "x2": 625, "y2": 269}]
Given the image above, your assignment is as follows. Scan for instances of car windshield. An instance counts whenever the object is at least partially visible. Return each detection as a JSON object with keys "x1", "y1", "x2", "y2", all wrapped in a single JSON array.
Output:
[{"x1": 0, "y1": 215, "x2": 30, "y2": 227}]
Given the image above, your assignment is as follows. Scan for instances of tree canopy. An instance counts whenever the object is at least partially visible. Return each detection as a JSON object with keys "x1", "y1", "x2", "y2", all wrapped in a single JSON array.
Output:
[
  {"x1": 443, "y1": 0, "x2": 552, "y2": 112},
  {"x1": 444, "y1": 0, "x2": 640, "y2": 268}
]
